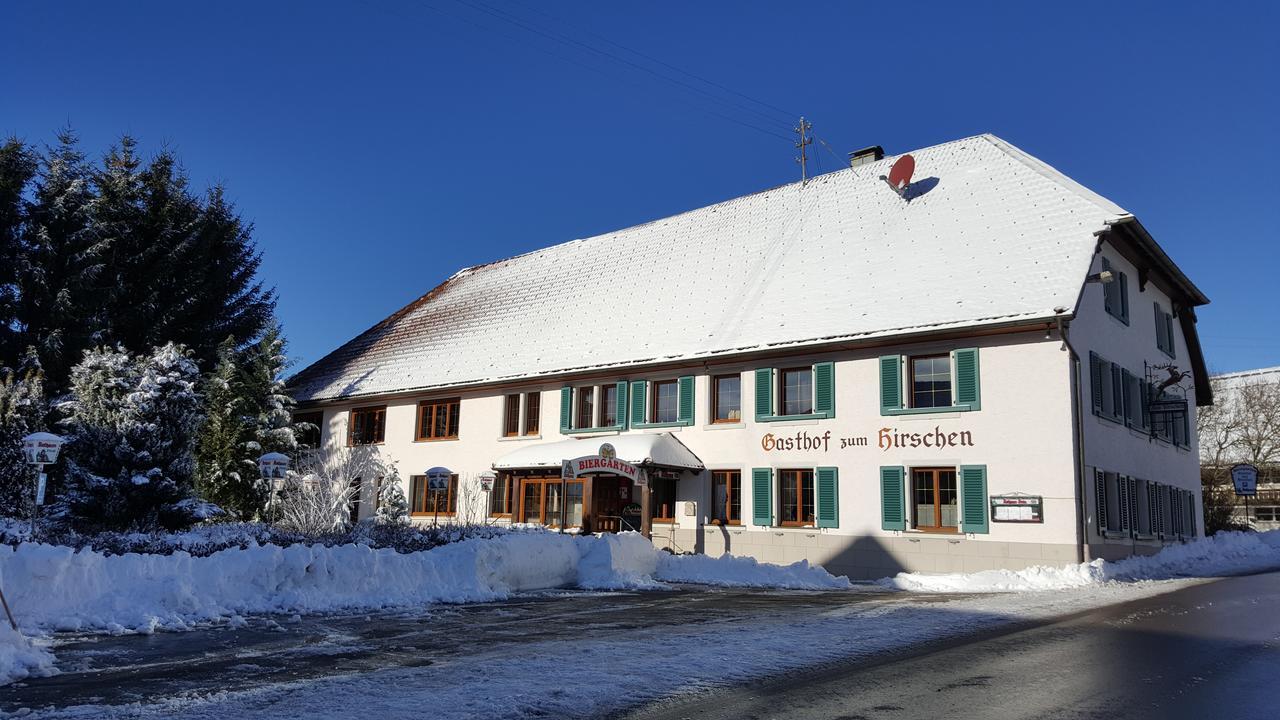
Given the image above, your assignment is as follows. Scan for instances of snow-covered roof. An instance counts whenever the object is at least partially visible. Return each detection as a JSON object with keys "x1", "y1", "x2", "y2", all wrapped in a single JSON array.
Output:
[
  {"x1": 1212, "y1": 366, "x2": 1280, "y2": 395},
  {"x1": 291, "y1": 134, "x2": 1163, "y2": 403},
  {"x1": 491, "y1": 432, "x2": 704, "y2": 471}
]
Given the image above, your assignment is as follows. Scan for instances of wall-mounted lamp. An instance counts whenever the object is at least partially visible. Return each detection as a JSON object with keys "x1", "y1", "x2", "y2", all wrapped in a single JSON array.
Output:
[{"x1": 1085, "y1": 270, "x2": 1115, "y2": 284}]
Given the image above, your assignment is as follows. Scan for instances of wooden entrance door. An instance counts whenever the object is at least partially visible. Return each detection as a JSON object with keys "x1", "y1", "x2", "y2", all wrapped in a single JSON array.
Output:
[{"x1": 593, "y1": 477, "x2": 624, "y2": 532}]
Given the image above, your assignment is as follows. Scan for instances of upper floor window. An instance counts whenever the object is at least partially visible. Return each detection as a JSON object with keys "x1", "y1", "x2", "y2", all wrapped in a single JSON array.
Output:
[
  {"x1": 600, "y1": 384, "x2": 619, "y2": 427},
  {"x1": 910, "y1": 355, "x2": 951, "y2": 408},
  {"x1": 1154, "y1": 302, "x2": 1176, "y2": 358},
  {"x1": 348, "y1": 406, "x2": 385, "y2": 446},
  {"x1": 651, "y1": 379, "x2": 679, "y2": 424},
  {"x1": 755, "y1": 363, "x2": 834, "y2": 422},
  {"x1": 294, "y1": 411, "x2": 323, "y2": 448},
  {"x1": 575, "y1": 386, "x2": 595, "y2": 429},
  {"x1": 562, "y1": 382, "x2": 629, "y2": 432},
  {"x1": 780, "y1": 368, "x2": 814, "y2": 416},
  {"x1": 524, "y1": 392, "x2": 540, "y2": 435},
  {"x1": 416, "y1": 398, "x2": 460, "y2": 441},
  {"x1": 503, "y1": 394, "x2": 521, "y2": 437},
  {"x1": 1102, "y1": 257, "x2": 1130, "y2": 324},
  {"x1": 712, "y1": 374, "x2": 741, "y2": 423}
]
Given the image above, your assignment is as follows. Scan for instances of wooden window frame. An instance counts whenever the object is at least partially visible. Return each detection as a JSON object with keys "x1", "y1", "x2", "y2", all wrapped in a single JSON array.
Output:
[
  {"x1": 777, "y1": 367, "x2": 814, "y2": 417},
  {"x1": 347, "y1": 405, "x2": 386, "y2": 446},
  {"x1": 910, "y1": 467, "x2": 960, "y2": 534},
  {"x1": 598, "y1": 384, "x2": 619, "y2": 428},
  {"x1": 502, "y1": 394, "x2": 521, "y2": 437},
  {"x1": 709, "y1": 470, "x2": 741, "y2": 526},
  {"x1": 650, "y1": 474, "x2": 678, "y2": 524},
  {"x1": 415, "y1": 397, "x2": 461, "y2": 442},
  {"x1": 650, "y1": 379, "x2": 679, "y2": 425},
  {"x1": 517, "y1": 476, "x2": 584, "y2": 528},
  {"x1": 908, "y1": 354, "x2": 952, "y2": 409},
  {"x1": 294, "y1": 410, "x2": 324, "y2": 448},
  {"x1": 711, "y1": 374, "x2": 742, "y2": 424},
  {"x1": 574, "y1": 386, "x2": 595, "y2": 430},
  {"x1": 777, "y1": 468, "x2": 815, "y2": 527},
  {"x1": 523, "y1": 392, "x2": 541, "y2": 436},
  {"x1": 489, "y1": 472, "x2": 514, "y2": 517},
  {"x1": 409, "y1": 473, "x2": 457, "y2": 516}
]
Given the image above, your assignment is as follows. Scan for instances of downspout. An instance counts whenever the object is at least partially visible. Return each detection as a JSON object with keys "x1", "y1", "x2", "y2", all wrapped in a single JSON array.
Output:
[{"x1": 1058, "y1": 315, "x2": 1088, "y2": 564}]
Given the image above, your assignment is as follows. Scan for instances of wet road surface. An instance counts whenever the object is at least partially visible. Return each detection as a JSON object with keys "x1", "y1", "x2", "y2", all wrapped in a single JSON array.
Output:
[
  {"x1": 0, "y1": 584, "x2": 924, "y2": 713},
  {"x1": 623, "y1": 571, "x2": 1280, "y2": 720}
]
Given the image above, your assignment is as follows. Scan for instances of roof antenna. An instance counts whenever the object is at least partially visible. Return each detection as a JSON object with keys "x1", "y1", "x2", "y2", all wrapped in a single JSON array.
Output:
[
  {"x1": 794, "y1": 117, "x2": 813, "y2": 184},
  {"x1": 882, "y1": 154, "x2": 916, "y2": 199}
]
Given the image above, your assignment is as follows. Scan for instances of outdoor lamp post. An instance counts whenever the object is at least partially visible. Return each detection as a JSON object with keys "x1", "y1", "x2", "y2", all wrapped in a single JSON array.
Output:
[
  {"x1": 426, "y1": 466, "x2": 452, "y2": 527},
  {"x1": 22, "y1": 432, "x2": 66, "y2": 534}
]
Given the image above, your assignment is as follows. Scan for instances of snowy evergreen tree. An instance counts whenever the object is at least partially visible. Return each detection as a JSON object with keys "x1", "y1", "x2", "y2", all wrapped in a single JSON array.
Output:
[
  {"x1": 194, "y1": 327, "x2": 300, "y2": 519},
  {"x1": 55, "y1": 343, "x2": 208, "y2": 531},
  {"x1": 0, "y1": 138, "x2": 38, "y2": 357},
  {"x1": 0, "y1": 351, "x2": 49, "y2": 518},
  {"x1": 376, "y1": 464, "x2": 409, "y2": 524}
]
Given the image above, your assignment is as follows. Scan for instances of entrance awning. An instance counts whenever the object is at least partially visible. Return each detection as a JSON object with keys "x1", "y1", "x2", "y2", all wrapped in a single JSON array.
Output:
[{"x1": 492, "y1": 432, "x2": 705, "y2": 472}]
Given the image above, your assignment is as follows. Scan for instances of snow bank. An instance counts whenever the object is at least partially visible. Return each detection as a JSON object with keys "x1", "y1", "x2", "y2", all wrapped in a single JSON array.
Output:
[
  {"x1": 0, "y1": 531, "x2": 848, "y2": 639},
  {"x1": 882, "y1": 530, "x2": 1280, "y2": 593},
  {"x1": 0, "y1": 623, "x2": 56, "y2": 686},
  {"x1": 658, "y1": 552, "x2": 852, "y2": 590}
]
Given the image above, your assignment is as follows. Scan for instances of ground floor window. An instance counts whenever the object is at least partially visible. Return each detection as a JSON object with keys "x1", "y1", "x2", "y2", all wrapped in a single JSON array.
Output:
[
  {"x1": 1256, "y1": 507, "x2": 1280, "y2": 522},
  {"x1": 912, "y1": 467, "x2": 957, "y2": 532},
  {"x1": 410, "y1": 474, "x2": 457, "y2": 516},
  {"x1": 651, "y1": 476, "x2": 677, "y2": 522},
  {"x1": 710, "y1": 470, "x2": 740, "y2": 525},
  {"x1": 519, "y1": 477, "x2": 583, "y2": 528},
  {"x1": 490, "y1": 473, "x2": 513, "y2": 516},
  {"x1": 778, "y1": 469, "x2": 814, "y2": 526}
]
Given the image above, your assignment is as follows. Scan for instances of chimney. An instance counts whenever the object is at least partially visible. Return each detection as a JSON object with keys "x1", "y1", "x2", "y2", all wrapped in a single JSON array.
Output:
[{"x1": 849, "y1": 145, "x2": 884, "y2": 168}]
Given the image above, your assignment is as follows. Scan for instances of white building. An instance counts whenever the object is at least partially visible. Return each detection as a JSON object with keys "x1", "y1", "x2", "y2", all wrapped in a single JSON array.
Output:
[
  {"x1": 1200, "y1": 366, "x2": 1280, "y2": 530},
  {"x1": 291, "y1": 134, "x2": 1210, "y2": 578}
]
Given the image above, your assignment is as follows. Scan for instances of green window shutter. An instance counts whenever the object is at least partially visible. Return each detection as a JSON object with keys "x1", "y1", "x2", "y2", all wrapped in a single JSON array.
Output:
[
  {"x1": 1110, "y1": 364, "x2": 1125, "y2": 422},
  {"x1": 559, "y1": 386, "x2": 572, "y2": 433},
  {"x1": 879, "y1": 355, "x2": 902, "y2": 414},
  {"x1": 880, "y1": 466, "x2": 905, "y2": 531},
  {"x1": 751, "y1": 468, "x2": 773, "y2": 526},
  {"x1": 953, "y1": 348, "x2": 980, "y2": 409},
  {"x1": 1101, "y1": 257, "x2": 1115, "y2": 316},
  {"x1": 1095, "y1": 470, "x2": 1108, "y2": 536},
  {"x1": 754, "y1": 368, "x2": 773, "y2": 421},
  {"x1": 616, "y1": 381, "x2": 629, "y2": 429},
  {"x1": 813, "y1": 361, "x2": 835, "y2": 417},
  {"x1": 959, "y1": 465, "x2": 989, "y2": 534},
  {"x1": 816, "y1": 466, "x2": 839, "y2": 528},
  {"x1": 1165, "y1": 313, "x2": 1176, "y2": 358},
  {"x1": 1118, "y1": 475, "x2": 1131, "y2": 533},
  {"x1": 1139, "y1": 381, "x2": 1151, "y2": 431},
  {"x1": 1121, "y1": 369, "x2": 1135, "y2": 427},
  {"x1": 677, "y1": 375, "x2": 695, "y2": 425},
  {"x1": 629, "y1": 381, "x2": 646, "y2": 428}
]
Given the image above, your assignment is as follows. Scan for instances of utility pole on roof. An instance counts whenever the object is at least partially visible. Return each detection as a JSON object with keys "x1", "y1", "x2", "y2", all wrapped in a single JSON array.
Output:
[{"x1": 795, "y1": 117, "x2": 813, "y2": 184}]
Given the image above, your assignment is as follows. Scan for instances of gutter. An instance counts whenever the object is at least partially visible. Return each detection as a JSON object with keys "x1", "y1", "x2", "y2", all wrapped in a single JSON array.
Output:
[{"x1": 1058, "y1": 316, "x2": 1088, "y2": 564}]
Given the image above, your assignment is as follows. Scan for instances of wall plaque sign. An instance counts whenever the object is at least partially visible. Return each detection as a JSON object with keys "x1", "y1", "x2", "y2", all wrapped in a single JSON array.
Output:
[{"x1": 990, "y1": 494, "x2": 1043, "y2": 523}]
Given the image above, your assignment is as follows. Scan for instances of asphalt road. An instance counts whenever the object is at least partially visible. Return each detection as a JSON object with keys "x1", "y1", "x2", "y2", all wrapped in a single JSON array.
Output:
[{"x1": 622, "y1": 571, "x2": 1280, "y2": 720}]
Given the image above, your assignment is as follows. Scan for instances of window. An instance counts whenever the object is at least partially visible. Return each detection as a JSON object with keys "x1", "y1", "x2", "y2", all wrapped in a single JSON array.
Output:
[
  {"x1": 778, "y1": 469, "x2": 815, "y2": 526},
  {"x1": 294, "y1": 411, "x2": 323, "y2": 448},
  {"x1": 710, "y1": 470, "x2": 741, "y2": 525},
  {"x1": 651, "y1": 380, "x2": 679, "y2": 424},
  {"x1": 912, "y1": 468, "x2": 958, "y2": 532},
  {"x1": 524, "y1": 392, "x2": 540, "y2": 435},
  {"x1": 416, "y1": 398, "x2": 460, "y2": 441},
  {"x1": 712, "y1": 374, "x2": 741, "y2": 423},
  {"x1": 1154, "y1": 302, "x2": 1176, "y2": 357},
  {"x1": 410, "y1": 474, "x2": 456, "y2": 515},
  {"x1": 599, "y1": 384, "x2": 619, "y2": 427},
  {"x1": 779, "y1": 368, "x2": 814, "y2": 416},
  {"x1": 651, "y1": 475, "x2": 677, "y2": 522},
  {"x1": 519, "y1": 477, "x2": 583, "y2": 527},
  {"x1": 1256, "y1": 507, "x2": 1280, "y2": 523},
  {"x1": 1102, "y1": 257, "x2": 1129, "y2": 324},
  {"x1": 575, "y1": 386, "x2": 595, "y2": 429},
  {"x1": 490, "y1": 473, "x2": 514, "y2": 516},
  {"x1": 503, "y1": 394, "x2": 521, "y2": 437},
  {"x1": 1089, "y1": 353, "x2": 1127, "y2": 423},
  {"x1": 348, "y1": 406, "x2": 386, "y2": 446},
  {"x1": 910, "y1": 355, "x2": 951, "y2": 408}
]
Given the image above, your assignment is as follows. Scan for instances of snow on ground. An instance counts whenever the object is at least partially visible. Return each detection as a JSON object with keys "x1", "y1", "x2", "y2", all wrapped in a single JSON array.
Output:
[
  {"x1": 0, "y1": 623, "x2": 56, "y2": 686},
  {"x1": 881, "y1": 529, "x2": 1280, "y2": 593},
  {"x1": 5, "y1": 530, "x2": 1280, "y2": 718}
]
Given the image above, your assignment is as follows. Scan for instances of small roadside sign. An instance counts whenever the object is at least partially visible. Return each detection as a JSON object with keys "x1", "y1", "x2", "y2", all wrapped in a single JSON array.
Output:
[{"x1": 1231, "y1": 464, "x2": 1259, "y2": 497}]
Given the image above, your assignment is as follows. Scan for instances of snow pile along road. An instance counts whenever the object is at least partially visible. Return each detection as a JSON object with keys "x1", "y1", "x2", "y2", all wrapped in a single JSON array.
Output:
[
  {"x1": 881, "y1": 529, "x2": 1280, "y2": 593},
  {"x1": 0, "y1": 622, "x2": 56, "y2": 686},
  {"x1": 0, "y1": 531, "x2": 847, "y2": 637}
]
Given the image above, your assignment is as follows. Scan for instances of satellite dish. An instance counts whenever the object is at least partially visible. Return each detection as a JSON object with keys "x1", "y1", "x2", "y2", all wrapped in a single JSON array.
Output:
[{"x1": 883, "y1": 154, "x2": 915, "y2": 196}]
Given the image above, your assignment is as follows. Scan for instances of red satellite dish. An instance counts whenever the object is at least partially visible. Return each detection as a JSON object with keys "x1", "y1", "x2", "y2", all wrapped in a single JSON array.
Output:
[{"x1": 886, "y1": 154, "x2": 915, "y2": 192}]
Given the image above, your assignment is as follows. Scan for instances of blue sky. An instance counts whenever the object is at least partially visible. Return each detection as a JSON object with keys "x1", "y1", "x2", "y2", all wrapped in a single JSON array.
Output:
[{"x1": 3, "y1": 1, "x2": 1277, "y2": 374}]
